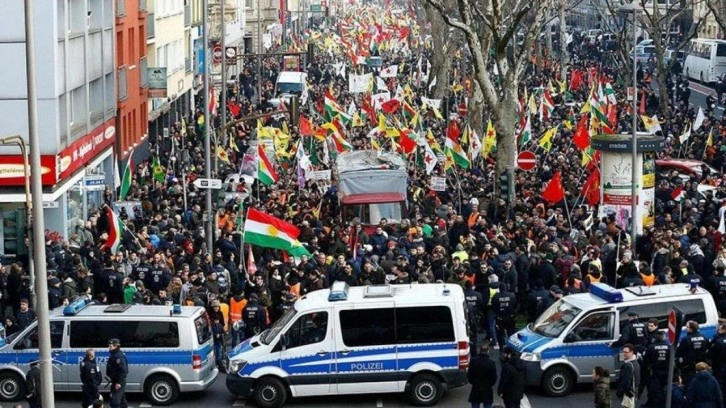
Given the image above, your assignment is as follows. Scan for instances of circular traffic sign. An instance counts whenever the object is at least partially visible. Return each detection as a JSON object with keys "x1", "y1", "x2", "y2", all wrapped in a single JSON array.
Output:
[
  {"x1": 225, "y1": 47, "x2": 237, "y2": 59},
  {"x1": 212, "y1": 44, "x2": 223, "y2": 63},
  {"x1": 668, "y1": 310, "x2": 677, "y2": 344},
  {"x1": 517, "y1": 150, "x2": 537, "y2": 171}
]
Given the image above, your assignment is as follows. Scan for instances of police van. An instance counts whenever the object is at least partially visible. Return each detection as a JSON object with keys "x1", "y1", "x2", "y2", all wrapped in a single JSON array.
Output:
[
  {"x1": 507, "y1": 283, "x2": 719, "y2": 397},
  {"x1": 0, "y1": 299, "x2": 218, "y2": 405},
  {"x1": 226, "y1": 282, "x2": 470, "y2": 408}
]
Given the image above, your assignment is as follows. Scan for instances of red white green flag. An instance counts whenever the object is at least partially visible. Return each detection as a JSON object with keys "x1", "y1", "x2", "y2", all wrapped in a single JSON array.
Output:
[
  {"x1": 257, "y1": 145, "x2": 279, "y2": 186},
  {"x1": 101, "y1": 206, "x2": 125, "y2": 254}
]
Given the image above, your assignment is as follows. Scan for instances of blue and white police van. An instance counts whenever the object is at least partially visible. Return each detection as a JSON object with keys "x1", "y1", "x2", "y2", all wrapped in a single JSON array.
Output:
[
  {"x1": 226, "y1": 282, "x2": 470, "y2": 408},
  {"x1": 507, "y1": 283, "x2": 719, "y2": 397},
  {"x1": 0, "y1": 299, "x2": 218, "y2": 405}
]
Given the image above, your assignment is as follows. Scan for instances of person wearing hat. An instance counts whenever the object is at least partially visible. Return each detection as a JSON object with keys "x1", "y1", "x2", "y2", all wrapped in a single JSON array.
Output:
[
  {"x1": 80, "y1": 348, "x2": 103, "y2": 408},
  {"x1": 48, "y1": 277, "x2": 63, "y2": 309},
  {"x1": 610, "y1": 312, "x2": 648, "y2": 354},
  {"x1": 106, "y1": 338, "x2": 128, "y2": 408},
  {"x1": 242, "y1": 293, "x2": 265, "y2": 340},
  {"x1": 643, "y1": 329, "x2": 670, "y2": 407},
  {"x1": 497, "y1": 346, "x2": 525, "y2": 408},
  {"x1": 24, "y1": 360, "x2": 41, "y2": 408}
]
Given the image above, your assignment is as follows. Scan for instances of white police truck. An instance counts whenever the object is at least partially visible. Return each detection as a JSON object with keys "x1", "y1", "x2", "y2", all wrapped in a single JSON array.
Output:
[
  {"x1": 0, "y1": 299, "x2": 218, "y2": 405},
  {"x1": 507, "y1": 283, "x2": 719, "y2": 397},
  {"x1": 226, "y1": 282, "x2": 471, "y2": 408}
]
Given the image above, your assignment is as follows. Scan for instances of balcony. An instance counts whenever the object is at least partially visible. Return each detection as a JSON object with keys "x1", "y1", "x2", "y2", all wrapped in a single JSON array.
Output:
[
  {"x1": 185, "y1": 4, "x2": 191, "y2": 27},
  {"x1": 147, "y1": 14, "x2": 155, "y2": 39},
  {"x1": 140, "y1": 57, "x2": 149, "y2": 88},
  {"x1": 139, "y1": 0, "x2": 147, "y2": 12},
  {"x1": 185, "y1": 57, "x2": 192, "y2": 73},
  {"x1": 118, "y1": 66, "x2": 128, "y2": 101},
  {"x1": 116, "y1": 0, "x2": 126, "y2": 17}
]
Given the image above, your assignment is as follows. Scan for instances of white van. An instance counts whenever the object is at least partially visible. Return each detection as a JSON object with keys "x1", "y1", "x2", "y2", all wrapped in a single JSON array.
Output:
[
  {"x1": 274, "y1": 71, "x2": 307, "y2": 99},
  {"x1": 507, "y1": 283, "x2": 719, "y2": 397},
  {"x1": 226, "y1": 283, "x2": 470, "y2": 408},
  {"x1": 0, "y1": 300, "x2": 218, "y2": 405}
]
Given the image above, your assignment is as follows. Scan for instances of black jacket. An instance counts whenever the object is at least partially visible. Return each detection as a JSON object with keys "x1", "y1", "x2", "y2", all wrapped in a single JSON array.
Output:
[
  {"x1": 685, "y1": 370, "x2": 724, "y2": 408},
  {"x1": 498, "y1": 355, "x2": 525, "y2": 401},
  {"x1": 616, "y1": 359, "x2": 640, "y2": 398},
  {"x1": 80, "y1": 357, "x2": 103, "y2": 395},
  {"x1": 106, "y1": 348, "x2": 128, "y2": 386},
  {"x1": 25, "y1": 365, "x2": 40, "y2": 401},
  {"x1": 467, "y1": 353, "x2": 497, "y2": 404}
]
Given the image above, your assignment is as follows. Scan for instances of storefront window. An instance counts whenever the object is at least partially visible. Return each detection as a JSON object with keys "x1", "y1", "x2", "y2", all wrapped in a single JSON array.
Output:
[{"x1": 67, "y1": 182, "x2": 83, "y2": 239}]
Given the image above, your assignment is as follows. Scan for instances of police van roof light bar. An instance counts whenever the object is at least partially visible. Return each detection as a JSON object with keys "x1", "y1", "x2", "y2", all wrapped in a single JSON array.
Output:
[
  {"x1": 328, "y1": 281, "x2": 350, "y2": 301},
  {"x1": 590, "y1": 283, "x2": 624, "y2": 303},
  {"x1": 63, "y1": 296, "x2": 92, "y2": 316}
]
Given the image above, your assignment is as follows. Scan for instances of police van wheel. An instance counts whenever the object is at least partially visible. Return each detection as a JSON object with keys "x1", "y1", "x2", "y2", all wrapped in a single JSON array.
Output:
[
  {"x1": 254, "y1": 377, "x2": 288, "y2": 408},
  {"x1": 145, "y1": 374, "x2": 180, "y2": 406},
  {"x1": 407, "y1": 374, "x2": 443, "y2": 406},
  {"x1": 542, "y1": 366, "x2": 573, "y2": 397},
  {"x1": 0, "y1": 372, "x2": 24, "y2": 402}
]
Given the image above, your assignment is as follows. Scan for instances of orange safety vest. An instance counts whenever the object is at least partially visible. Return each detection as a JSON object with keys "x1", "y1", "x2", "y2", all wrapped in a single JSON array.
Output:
[
  {"x1": 587, "y1": 273, "x2": 602, "y2": 284},
  {"x1": 229, "y1": 297, "x2": 247, "y2": 324},
  {"x1": 567, "y1": 278, "x2": 583, "y2": 292},
  {"x1": 467, "y1": 212, "x2": 480, "y2": 228},
  {"x1": 289, "y1": 283, "x2": 301, "y2": 300},
  {"x1": 463, "y1": 274, "x2": 476, "y2": 286},
  {"x1": 219, "y1": 302, "x2": 230, "y2": 332},
  {"x1": 640, "y1": 273, "x2": 656, "y2": 286}
]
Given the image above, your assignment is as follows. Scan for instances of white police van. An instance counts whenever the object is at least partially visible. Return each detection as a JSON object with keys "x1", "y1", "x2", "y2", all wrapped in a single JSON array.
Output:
[
  {"x1": 507, "y1": 283, "x2": 719, "y2": 397},
  {"x1": 226, "y1": 282, "x2": 470, "y2": 408},
  {"x1": 0, "y1": 299, "x2": 218, "y2": 405}
]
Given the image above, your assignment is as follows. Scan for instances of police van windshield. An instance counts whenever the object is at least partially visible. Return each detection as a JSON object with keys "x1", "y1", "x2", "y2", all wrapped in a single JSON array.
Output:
[
  {"x1": 531, "y1": 299, "x2": 582, "y2": 338},
  {"x1": 260, "y1": 307, "x2": 298, "y2": 345}
]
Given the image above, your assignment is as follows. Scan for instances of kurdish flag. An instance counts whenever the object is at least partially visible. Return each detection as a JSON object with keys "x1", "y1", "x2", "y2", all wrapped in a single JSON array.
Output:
[
  {"x1": 119, "y1": 149, "x2": 134, "y2": 200},
  {"x1": 257, "y1": 145, "x2": 279, "y2": 186},
  {"x1": 324, "y1": 91, "x2": 352, "y2": 124},
  {"x1": 444, "y1": 134, "x2": 470, "y2": 169},
  {"x1": 244, "y1": 208, "x2": 310, "y2": 256},
  {"x1": 101, "y1": 205, "x2": 125, "y2": 254}
]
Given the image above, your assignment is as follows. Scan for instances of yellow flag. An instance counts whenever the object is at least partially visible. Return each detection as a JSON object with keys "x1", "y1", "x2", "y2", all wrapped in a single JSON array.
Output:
[
  {"x1": 216, "y1": 146, "x2": 230, "y2": 163},
  {"x1": 707, "y1": 129, "x2": 714, "y2": 147},
  {"x1": 404, "y1": 84, "x2": 414, "y2": 102},
  {"x1": 539, "y1": 126, "x2": 558, "y2": 152},
  {"x1": 483, "y1": 118, "x2": 497, "y2": 158},
  {"x1": 558, "y1": 79, "x2": 567, "y2": 94},
  {"x1": 548, "y1": 80, "x2": 556, "y2": 94},
  {"x1": 282, "y1": 121, "x2": 289, "y2": 136},
  {"x1": 371, "y1": 138, "x2": 381, "y2": 150},
  {"x1": 352, "y1": 112, "x2": 364, "y2": 127},
  {"x1": 229, "y1": 135, "x2": 239, "y2": 152},
  {"x1": 581, "y1": 149, "x2": 592, "y2": 166},
  {"x1": 378, "y1": 113, "x2": 387, "y2": 131},
  {"x1": 410, "y1": 112, "x2": 420, "y2": 129},
  {"x1": 528, "y1": 94, "x2": 538, "y2": 116},
  {"x1": 432, "y1": 107, "x2": 444, "y2": 120},
  {"x1": 427, "y1": 128, "x2": 442, "y2": 152}
]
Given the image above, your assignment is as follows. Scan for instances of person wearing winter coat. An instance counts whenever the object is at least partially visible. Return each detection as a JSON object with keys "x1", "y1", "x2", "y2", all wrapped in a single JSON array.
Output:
[
  {"x1": 498, "y1": 346, "x2": 525, "y2": 408},
  {"x1": 685, "y1": 362, "x2": 724, "y2": 408},
  {"x1": 467, "y1": 343, "x2": 497, "y2": 408},
  {"x1": 592, "y1": 366, "x2": 611, "y2": 408}
]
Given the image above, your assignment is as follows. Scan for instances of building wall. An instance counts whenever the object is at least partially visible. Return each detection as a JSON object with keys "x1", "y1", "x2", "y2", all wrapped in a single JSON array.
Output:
[{"x1": 116, "y1": 0, "x2": 150, "y2": 160}]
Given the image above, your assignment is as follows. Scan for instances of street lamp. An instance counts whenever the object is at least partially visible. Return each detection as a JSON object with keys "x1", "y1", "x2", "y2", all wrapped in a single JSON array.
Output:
[
  {"x1": 0, "y1": 136, "x2": 34, "y2": 308},
  {"x1": 618, "y1": 2, "x2": 641, "y2": 257}
]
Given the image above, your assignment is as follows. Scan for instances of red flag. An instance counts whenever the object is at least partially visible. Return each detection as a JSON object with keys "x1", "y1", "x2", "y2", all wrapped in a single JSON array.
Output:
[
  {"x1": 227, "y1": 101, "x2": 241, "y2": 118},
  {"x1": 638, "y1": 90, "x2": 646, "y2": 115},
  {"x1": 399, "y1": 129, "x2": 417, "y2": 154},
  {"x1": 570, "y1": 70, "x2": 583, "y2": 91},
  {"x1": 299, "y1": 116, "x2": 314, "y2": 136},
  {"x1": 381, "y1": 99, "x2": 401, "y2": 114},
  {"x1": 362, "y1": 98, "x2": 377, "y2": 125},
  {"x1": 573, "y1": 115, "x2": 590, "y2": 150},
  {"x1": 542, "y1": 171, "x2": 566, "y2": 204},
  {"x1": 581, "y1": 169, "x2": 601, "y2": 206},
  {"x1": 446, "y1": 120, "x2": 461, "y2": 142}
]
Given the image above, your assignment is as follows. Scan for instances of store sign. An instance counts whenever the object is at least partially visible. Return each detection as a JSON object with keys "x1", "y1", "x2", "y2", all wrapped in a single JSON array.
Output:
[
  {"x1": 0, "y1": 155, "x2": 57, "y2": 186},
  {"x1": 57, "y1": 119, "x2": 116, "y2": 181},
  {"x1": 148, "y1": 67, "x2": 168, "y2": 98},
  {"x1": 84, "y1": 175, "x2": 107, "y2": 191}
]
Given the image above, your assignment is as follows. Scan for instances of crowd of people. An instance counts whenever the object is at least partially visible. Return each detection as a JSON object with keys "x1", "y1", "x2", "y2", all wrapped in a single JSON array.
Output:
[{"x1": 3, "y1": 2, "x2": 726, "y2": 407}]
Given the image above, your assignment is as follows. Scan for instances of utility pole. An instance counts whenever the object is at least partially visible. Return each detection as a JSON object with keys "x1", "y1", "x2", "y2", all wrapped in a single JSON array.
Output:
[
  {"x1": 257, "y1": 0, "x2": 262, "y2": 102},
  {"x1": 221, "y1": 0, "x2": 227, "y2": 152},
  {"x1": 24, "y1": 0, "x2": 54, "y2": 405},
  {"x1": 203, "y1": 0, "x2": 214, "y2": 253}
]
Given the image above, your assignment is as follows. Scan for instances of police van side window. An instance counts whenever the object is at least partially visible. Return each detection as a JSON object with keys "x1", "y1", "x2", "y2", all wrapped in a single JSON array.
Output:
[
  {"x1": 568, "y1": 312, "x2": 614, "y2": 342},
  {"x1": 617, "y1": 299, "x2": 706, "y2": 330},
  {"x1": 284, "y1": 312, "x2": 328, "y2": 349},
  {"x1": 70, "y1": 321, "x2": 180, "y2": 348},
  {"x1": 339, "y1": 308, "x2": 396, "y2": 347},
  {"x1": 397, "y1": 306, "x2": 455, "y2": 344},
  {"x1": 14, "y1": 322, "x2": 64, "y2": 350}
]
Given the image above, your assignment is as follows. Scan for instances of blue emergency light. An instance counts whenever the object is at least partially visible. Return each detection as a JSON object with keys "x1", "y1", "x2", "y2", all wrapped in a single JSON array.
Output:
[
  {"x1": 63, "y1": 296, "x2": 91, "y2": 316},
  {"x1": 328, "y1": 281, "x2": 349, "y2": 301},
  {"x1": 590, "y1": 283, "x2": 623, "y2": 303}
]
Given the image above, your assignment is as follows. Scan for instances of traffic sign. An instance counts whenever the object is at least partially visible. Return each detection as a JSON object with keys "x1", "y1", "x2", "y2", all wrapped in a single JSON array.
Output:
[
  {"x1": 517, "y1": 150, "x2": 537, "y2": 171},
  {"x1": 212, "y1": 43, "x2": 222, "y2": 64},
  {"x1": 667, "y1": 307, "x2": 683, "y2": 345},
  {"x1": 193, "y1": 178, "x2": 222, "y2": 189}
]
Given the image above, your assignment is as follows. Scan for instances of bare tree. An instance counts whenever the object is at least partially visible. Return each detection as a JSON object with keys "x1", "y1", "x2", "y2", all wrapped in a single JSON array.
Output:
[
  {"x1": 423, "y1": 0, "x2": 462, "y2": 99},
  {"x1": 705, "y1": 0, "x2": 726, "y2": 33},
  {"x1": 423, "y1": 0, "x2": 556, "y2": 181}
]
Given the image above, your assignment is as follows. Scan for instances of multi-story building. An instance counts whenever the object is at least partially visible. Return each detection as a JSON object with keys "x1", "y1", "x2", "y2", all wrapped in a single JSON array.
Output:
[
  {"x1": 696, "y1": 0, "x2": 723, "y2": 38},
  {"x1": 116, "y1": 0, "x2": 150, "y2": 163},
  {"x1": 245, "y1": 0, "x2": 283, "y2": 53},
  {"x1": 146, "y1": 0, "x2": 194, "y2": 144},
  {"x1": 0, "y1": 0, "x2": 117, "y2": 252}
]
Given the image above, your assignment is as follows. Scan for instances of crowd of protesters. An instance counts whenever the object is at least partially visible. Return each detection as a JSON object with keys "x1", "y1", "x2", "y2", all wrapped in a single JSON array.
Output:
[{"x1": 1, "y1": 4, "x2": 726, "y2": 406}]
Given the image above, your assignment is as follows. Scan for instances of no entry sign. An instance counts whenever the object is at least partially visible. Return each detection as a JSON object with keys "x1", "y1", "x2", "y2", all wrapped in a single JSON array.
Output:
[{"x1": 517, "y1": 150, "x2": 537, "y2": 171}]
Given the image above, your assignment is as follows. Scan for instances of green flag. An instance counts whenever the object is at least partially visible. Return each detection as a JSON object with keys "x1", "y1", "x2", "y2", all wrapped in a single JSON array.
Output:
[
  {"x1": 119, "y1": 149, "x2": 134, "y2": 200},
  {"x1": 152, "y1": 156, "x2": 165, "y2": 183}
]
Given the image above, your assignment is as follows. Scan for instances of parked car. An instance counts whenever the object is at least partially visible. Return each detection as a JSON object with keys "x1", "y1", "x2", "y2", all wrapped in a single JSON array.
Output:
[{"x1": 656, "y1": 158, "x2": 721, "y2": 182}]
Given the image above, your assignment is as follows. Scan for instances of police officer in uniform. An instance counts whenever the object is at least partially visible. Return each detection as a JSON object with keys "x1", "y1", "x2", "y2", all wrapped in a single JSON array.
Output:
[
  {"x1": 526, "y1": 279, "x2": 549, "y2": 322},
  {"x1": 643, "y1": 330, "x2": 670, "y2": 407},
  {"x1": 80, "y1": 348, "x2": 103, "y2": 408},
  {"x1": 611, "y1": 312, "x2": 648, "y2": 354},
  {"x1": 463, "y1": 281, "x2": 484, "y2": 354},
  {"x1": 707, "y1": 322, "x2": 726, "y2": 397},
  {"x1": 676, "y1": 320, "x2": 709, "y2": 384},
  {"x1": 132, "y1": 254, "x2": 152, "y2": 284},
  {"x1": 711, "y1": 267, "x2": 726, "y2": 317},
  {"x1": 25, "y1": 360, "x2": 41, "y2": 408},
  {"x1": 242, "y1": 293, "x2": 266, "y2": 339},
  {"x1": 106, "y1": 338, "x2": 129, "y2": 408},
  {"x1": 491, "y1": 283, "x2": 516, "y2": 350},
  {"x1": 279, "y1": 292, "x2": 296, "y2": 314}
]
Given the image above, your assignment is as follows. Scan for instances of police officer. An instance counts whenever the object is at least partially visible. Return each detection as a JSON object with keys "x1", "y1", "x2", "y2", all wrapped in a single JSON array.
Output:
[
  {"x1": 610, "y1": 312, "x2": 648, "y2": 354},
  {"x1": 25, "y1": 360, "x2": 41, "y2": 408},
  {"x1": 710, "y1": 266, "x2": 726, "y2": 317},
  {"x1": 132, "y1": 253, "x2": 152, "y2": 283},
  {"x1": 279, "y1": 292, "x2": 296, "y2": 314},
  {"x1": 643, "y1": 330, "x2": 670, "y2": 407},
  {"x1": 676, "y1": 320, "x2": 709, "y2": 384},
  {"x1": 463, "y1": 281, "x2": 484, "y2": 354},
  {"x1": 106, "y1": 338, "x2": 129, "y2": 408},
  {"x1": 644, "y1": 318, "x2": 660, "y2": 346},
  {"x1": 80, "y1": 348, "x2": 102, "y2": 408},
  {"x1": 707, "y1": 322, "x2": 726, "y2": 397},
  {"x1": 491, "y1": 282, "x2": 516, "y2": 350},
  {"x1": 526, "y1": 279, "x2": 549, "y2": 322},
  {"x1": 242, "y1": 293, "x2": 266, "y2": 339}
]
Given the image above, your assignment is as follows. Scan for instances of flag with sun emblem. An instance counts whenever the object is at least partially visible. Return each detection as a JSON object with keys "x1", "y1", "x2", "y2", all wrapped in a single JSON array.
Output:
[{"x1": 243, "y1": 208, "x2": 310, "y2": 256}]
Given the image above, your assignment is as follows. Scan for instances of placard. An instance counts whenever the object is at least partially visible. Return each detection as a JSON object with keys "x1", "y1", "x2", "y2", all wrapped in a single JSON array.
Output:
[{"x1": 430, "y1": 176, "x2": 446, "y2": 191}]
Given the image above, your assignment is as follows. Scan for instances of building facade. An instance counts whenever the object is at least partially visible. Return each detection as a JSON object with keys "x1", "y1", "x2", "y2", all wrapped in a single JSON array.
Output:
[
  {"x1": 116, "y1": 0, "x2": 150, "y2": 161},
  {"x1": 0, "y1": 0, "x2": 117, "y2": 252}
]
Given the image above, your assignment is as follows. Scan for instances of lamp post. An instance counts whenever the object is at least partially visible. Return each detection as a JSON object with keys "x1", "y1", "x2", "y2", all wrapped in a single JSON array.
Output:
[
  {"x1": 203, "y1": 0, "x2": 214, "y2": 253},
  {"x1": 618, "y1": 2, "x2": 641, "y2": 257},
  {"x1": 0, "y1": 136, "x2": 33, "y2": 308}
]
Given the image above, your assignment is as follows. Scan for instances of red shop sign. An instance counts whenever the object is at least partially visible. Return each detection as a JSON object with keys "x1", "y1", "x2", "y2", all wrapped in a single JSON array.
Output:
[
  {"x1": 0, "y1": 155, "x2": 57, "y2": 186},
  {"x1": 57, "y1": 119, "x2": 116, "y2": 181}
]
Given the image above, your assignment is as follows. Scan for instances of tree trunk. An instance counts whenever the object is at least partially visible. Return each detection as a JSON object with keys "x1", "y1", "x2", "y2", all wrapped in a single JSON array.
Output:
[
  {"x1": 469, "y1": 81, "x2": 485, "y2": 143},
  {"x1": 490, "y1": 84, "x2": 519, "y2": 177},
  {"x1": 656, "y1": 58, "x2": 670, "y2": 122},
  {"x1": 559, "y1": 1, "x2": 568, "y2": 79},
  {"x1": 424, "y1": 1, "x2": 453, "y2": 99}
]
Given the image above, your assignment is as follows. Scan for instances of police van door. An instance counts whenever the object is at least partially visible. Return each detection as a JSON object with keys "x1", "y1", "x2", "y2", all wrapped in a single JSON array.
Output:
[
  {"x1": 562, "y1": 311, "x2": 617, "y2": 381},
  {"x1": 12, "y1": 322, "x2": 66, "y2": 390},
  {"x1": 278, "y1": 309, "x2": 333, "y2": 397},
  {"x1": 333, "y1": 303, "x2": 398, "y2": 394}
]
